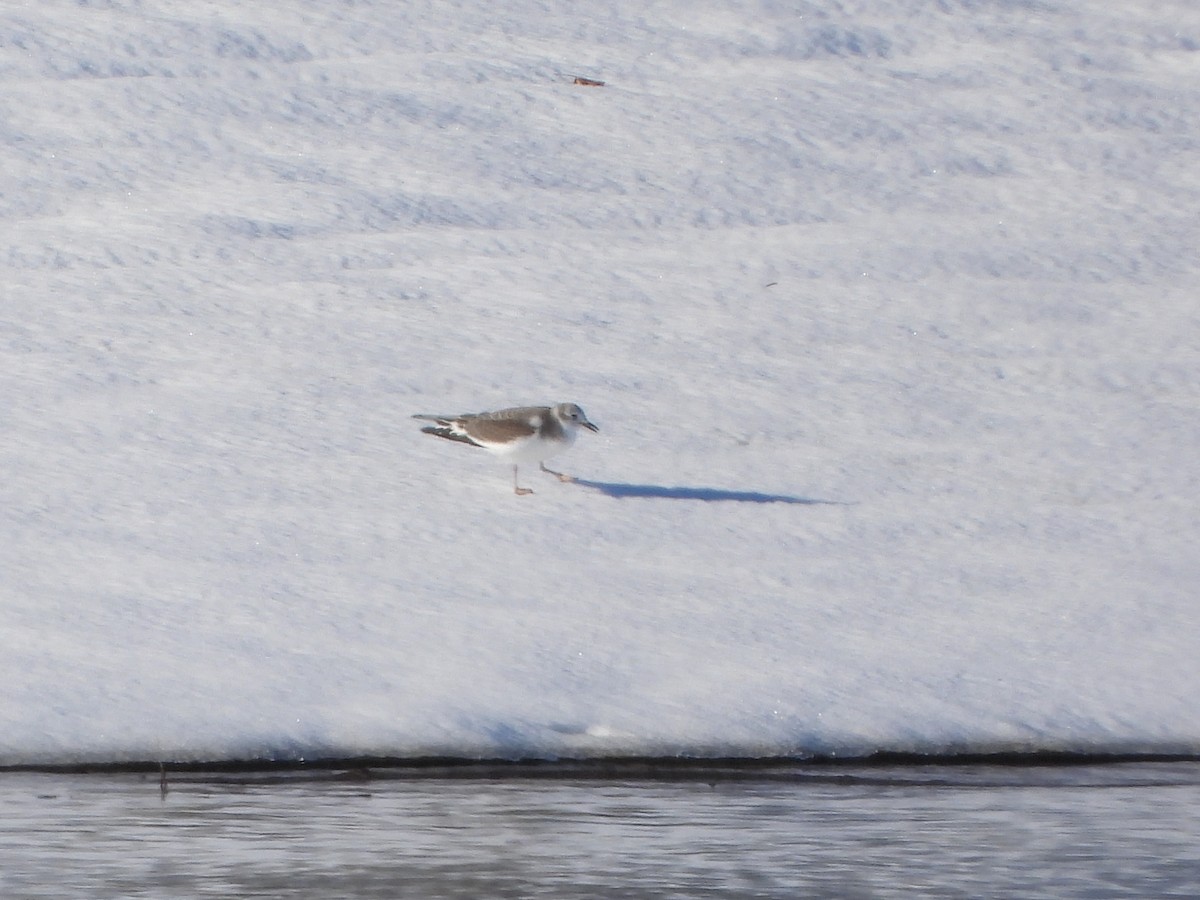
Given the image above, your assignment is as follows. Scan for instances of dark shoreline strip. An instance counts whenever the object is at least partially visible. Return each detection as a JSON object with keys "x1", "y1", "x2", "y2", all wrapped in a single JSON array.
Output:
[{"x1": 3, "y1": 749, "x2": 1198, "y2": 781}]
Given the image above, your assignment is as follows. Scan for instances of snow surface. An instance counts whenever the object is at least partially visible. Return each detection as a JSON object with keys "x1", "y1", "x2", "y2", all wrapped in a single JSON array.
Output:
[{"x1": 3, "y1": 0, "x2": 1199, "y2": 766}]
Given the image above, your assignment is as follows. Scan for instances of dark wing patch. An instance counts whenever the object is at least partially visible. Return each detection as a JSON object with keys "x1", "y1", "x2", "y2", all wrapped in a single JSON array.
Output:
[
  {"x1": 415, "y1": 406, "x2": 546, "y2": 446},
  {"x1": 463, "y1": 415, "x2": 539, "y2": 444},
  {"x1": 419, "y1": 425, "x2": 484, "y2": 448}
]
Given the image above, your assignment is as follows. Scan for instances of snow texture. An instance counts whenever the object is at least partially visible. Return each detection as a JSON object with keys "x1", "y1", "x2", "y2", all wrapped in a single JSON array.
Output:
[{"x1": 2, "y1": 0, "x2": 1199, "y2": 766}]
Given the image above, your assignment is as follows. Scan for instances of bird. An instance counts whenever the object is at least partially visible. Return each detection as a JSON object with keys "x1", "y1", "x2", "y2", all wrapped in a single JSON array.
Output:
[{"x1": 413, "y1": 402, "x2": 599, "y2": 495}]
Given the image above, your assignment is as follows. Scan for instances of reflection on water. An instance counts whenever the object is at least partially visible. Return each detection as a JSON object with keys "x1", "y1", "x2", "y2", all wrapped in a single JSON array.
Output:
[{"x1": 2, "y1": 763, "x2": 1199, "y2": 898}]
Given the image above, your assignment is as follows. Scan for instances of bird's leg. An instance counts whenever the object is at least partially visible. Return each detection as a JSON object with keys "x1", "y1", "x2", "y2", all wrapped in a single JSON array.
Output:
[
  {"x1": 540, "y1": 461, "x2": 574, "y2": 483},
  {"x1": 513, "y1": 465, "x2": 534, "y2": 495}
]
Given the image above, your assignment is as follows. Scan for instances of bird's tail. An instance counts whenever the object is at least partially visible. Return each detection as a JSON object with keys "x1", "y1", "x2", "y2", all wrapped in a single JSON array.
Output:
[
  {"x1": 419, "y1": 425, "x2": 481, "y2": 446},
  {"x1": 413, "y1": 414, "x2": 483, "y2": 448}
]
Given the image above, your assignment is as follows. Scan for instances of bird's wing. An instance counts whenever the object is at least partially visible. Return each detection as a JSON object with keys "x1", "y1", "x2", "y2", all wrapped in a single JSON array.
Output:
[
  {"x1": 462, "y1": 415, "x2": 540, "y2": 443},
  {"x1": 413, "y1": 406, "x2": 550, "y2": 443}
]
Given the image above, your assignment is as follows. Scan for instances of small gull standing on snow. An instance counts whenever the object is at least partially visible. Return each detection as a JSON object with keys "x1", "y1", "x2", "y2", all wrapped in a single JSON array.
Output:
[{"x1": 413, "y1": 402, "x2": 599, "y2": 495}]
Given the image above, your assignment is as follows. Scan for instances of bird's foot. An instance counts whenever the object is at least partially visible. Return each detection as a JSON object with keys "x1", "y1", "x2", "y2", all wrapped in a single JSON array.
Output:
[
  {"x1": 540, "y1": 463, "x2": 574, "y2": 483},
  {"x1": 512, "y1": 466, "x2": 534, "y2": 495}
]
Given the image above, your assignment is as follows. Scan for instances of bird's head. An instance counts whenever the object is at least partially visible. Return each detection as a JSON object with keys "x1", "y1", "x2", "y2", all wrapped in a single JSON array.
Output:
[{"x1": 556, "y1": 403, "x2": 599, "y2": 433}]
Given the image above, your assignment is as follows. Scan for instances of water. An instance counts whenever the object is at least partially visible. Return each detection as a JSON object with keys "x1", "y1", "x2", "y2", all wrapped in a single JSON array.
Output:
[{"x1": 2, "y1": 762, "x2": 1198, "y2": 898}]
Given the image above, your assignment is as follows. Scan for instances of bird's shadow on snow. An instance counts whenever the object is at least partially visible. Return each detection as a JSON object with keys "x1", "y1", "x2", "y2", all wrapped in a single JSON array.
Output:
[{"x1": 574, "y1": 479, "x2": 848, "y2": 505}]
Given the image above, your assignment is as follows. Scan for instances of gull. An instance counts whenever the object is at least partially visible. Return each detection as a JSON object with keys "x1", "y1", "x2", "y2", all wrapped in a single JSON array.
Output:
[{"x1": 413, "y1": 402, "x2": 599, "y2": 495}]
